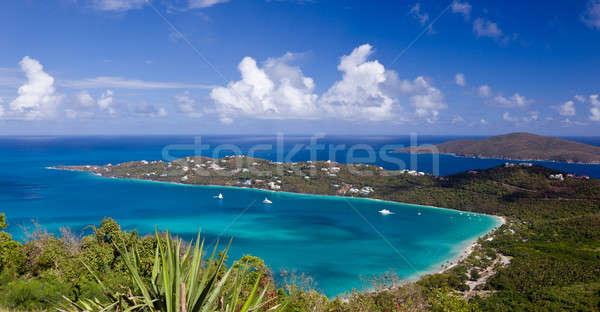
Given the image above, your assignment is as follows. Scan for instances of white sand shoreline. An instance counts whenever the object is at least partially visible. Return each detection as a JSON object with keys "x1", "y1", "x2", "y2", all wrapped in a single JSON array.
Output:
[{"x1": 49, "y1": 165, "x2": 507, "y2": 295}]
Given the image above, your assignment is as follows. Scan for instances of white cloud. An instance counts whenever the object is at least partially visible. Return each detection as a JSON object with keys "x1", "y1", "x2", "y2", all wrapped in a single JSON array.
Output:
[
  {"x1": 9, "y1": 56, "x2": 62, "y2": 120},
  {"x1": 557, "y1": 100, "x2": 576, "y2": 116},
  {"x1": 189, "y1": 0, "x2": 230, "y2": 9},
  {"x1": 582, "y1": 0, "x2": 600, "y2": 30},
  {"x1": 493, "y1": 93, "x2": 531, "y2": 108},
  {"x1": 502, "y1": 112, "x2": 516, "y2": 122},
  {"x1": 210, "y1": 52, "x2": 319, "y2": 123},
  {"x1": 133, "y1": 102, "x2": 168, "y2": 118},
  {"x1": 89, "y1": 0, "x2": 145, "y2": 11},
  {"x1": 323, "y1": 45, "x2": 445, "y2": 122},
  {"x1": 98, "y1": 89, "x2": 116, "y2": 116},
  {"x1": 210, "y1": 44, "x2": 446, "y2": 124},
  {"x1": 175, "y1": 91, "x2": 203, "y2": 118},
  {"x1": 64, "y1": 109, "x2": 93, "y2": 119},
  {"x1": 399, "y1": 76, "x2": 446, "y2": 123},
  {"x1": 590, "y1": 94, "x2": 600, "y2": 106},
  {"x1": 455, "y1": 73, "x2": 466, "y2": 87},
  {"x1": 321, "y1": 44, "x2": 397, "y2": 121},
  {"x1": 60, "y1": 76, "x2": 214, "y2": 90},
  {"x1": 574, "y1": 95, "x2": 587, "y2": 103},
  {"x1": 76, "y1": 90, "x2": 95, "y2": 107},
  {"x1": 409, "y1": 3, "x2": 429, "y2": 25},
  {"x1": 589, "y1": 108, "x2": 600, "y2": 121},
  {"x1": 473, "y1": 18, "x2": 503, "y2": 38},
  {"x1": 478, "y1": 85, "x2": 492, "y2": 98},
  {"x1": 451, "y1": 1, "x2": 471, "y2": 19},
  {"x1": 480, "y1": 118, "x2": 487, "y2": 125},
  {"x1": 503, "y1": 111, "x2": 539, "y2": 123},
  {"x1": 590, "y1": 94, "x2": 600, "y2": 121},
  {"x1": 451, "y1": 115, "x2": 465, "y2": 124}
]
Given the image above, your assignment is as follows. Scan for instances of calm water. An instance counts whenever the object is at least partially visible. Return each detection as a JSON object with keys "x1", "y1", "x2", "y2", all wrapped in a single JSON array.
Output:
[{"x1": 1, "y1": 135, "x2": 599, "y2": 295}]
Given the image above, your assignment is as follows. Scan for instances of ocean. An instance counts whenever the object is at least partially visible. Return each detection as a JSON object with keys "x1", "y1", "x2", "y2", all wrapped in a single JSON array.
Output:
[{"x1": 1, "y1": 135, "x2": 599, "y2": 296}]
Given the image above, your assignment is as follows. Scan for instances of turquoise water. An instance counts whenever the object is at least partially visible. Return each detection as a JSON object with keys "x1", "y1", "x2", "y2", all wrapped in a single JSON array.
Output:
[{"x1": 3, "y1": 135, "x2": 599, "y2": 295}]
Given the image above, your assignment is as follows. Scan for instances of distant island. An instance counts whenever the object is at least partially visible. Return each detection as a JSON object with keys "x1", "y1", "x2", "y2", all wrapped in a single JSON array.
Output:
[{"x1": 396, "y1": 132, "x2": 600, "y2": 164}]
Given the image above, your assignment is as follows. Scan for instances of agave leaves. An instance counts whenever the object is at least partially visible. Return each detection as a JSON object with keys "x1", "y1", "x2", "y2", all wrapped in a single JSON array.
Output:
[{"x1": 62, "y1": 229, "x2": 284, "y2": 312}]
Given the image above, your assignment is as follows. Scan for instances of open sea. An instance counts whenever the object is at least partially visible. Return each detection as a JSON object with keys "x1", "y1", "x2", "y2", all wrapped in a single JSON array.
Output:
[{"x1": 2, "y1": 135, "x2": 599, "y2": 296}]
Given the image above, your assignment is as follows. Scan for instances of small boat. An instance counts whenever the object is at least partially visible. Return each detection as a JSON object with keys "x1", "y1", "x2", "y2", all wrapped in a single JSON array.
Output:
[
  {"x1": 417, "y1": 212, "x2": 422, "y2": 216},
  {"x1": 262, "y1": 197, "x2": 272, "y2": 204},
  {"x1": 217, "y1": 193, "x2": 223, "y2": 199},
  {"x1": 378, "y1": 209, "x2": 394, "y2": 215}
]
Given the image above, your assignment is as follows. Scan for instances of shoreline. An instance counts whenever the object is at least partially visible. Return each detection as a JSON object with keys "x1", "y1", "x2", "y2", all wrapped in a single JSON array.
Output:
[
  {"x1": 50, "y1": 166, "x2": 505, "y2": 222},
  {"x1": 437, "y1": 215, "x2": 506, "y2": 274},
  {"x1": 51, "y1": 166, "x2": 505, "y2": 290},
  {"x1": 394, "y1": 151, "x2": 600, "y2": 166}
]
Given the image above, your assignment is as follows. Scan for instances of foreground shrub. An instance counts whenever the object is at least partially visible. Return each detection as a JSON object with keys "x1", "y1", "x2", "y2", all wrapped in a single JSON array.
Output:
[{"x1": 61, "y1": 230, "x2": 284, "y2": 312}]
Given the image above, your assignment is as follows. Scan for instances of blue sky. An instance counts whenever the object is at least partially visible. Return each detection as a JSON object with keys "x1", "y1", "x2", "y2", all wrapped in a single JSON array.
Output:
[{"x1": 1, "y1": 0, "x2": 599, "y2": 135}]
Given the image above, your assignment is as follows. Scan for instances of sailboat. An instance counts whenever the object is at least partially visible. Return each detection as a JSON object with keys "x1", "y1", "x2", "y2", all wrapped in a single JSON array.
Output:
[
  {"x1": 217, "y1": 193, "x2": 223, "y2": 199},
  {"x1": 262, "y1": 197, "x2": 272, "y2": 204}
]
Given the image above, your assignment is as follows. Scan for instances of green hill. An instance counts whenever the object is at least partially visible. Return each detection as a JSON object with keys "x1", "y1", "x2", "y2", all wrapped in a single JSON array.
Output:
[{"x1": 398, "y1": 132, "x2": 600, "y2": 164}]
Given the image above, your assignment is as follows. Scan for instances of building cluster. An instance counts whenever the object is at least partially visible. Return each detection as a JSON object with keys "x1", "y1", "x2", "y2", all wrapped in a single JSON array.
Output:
[
  {"x1": 399, "y1": 169, "x2": 426, "y2": 176},
  {"x1": 348, "y1": 186, "x2": 375, "y2": 196},
  {"x1": 504, "y1": 162, "x2": 533, "y2": 168}
]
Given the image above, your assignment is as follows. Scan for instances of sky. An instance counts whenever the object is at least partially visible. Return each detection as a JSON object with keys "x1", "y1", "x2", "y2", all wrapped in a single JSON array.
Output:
[{"x1": 0, "y1": 0, "x2": 599, "y2": 135}]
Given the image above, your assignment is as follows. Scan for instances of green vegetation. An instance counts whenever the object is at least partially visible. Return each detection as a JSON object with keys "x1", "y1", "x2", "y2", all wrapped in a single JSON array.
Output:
[
  {"x1": 61, "y1": 230, "x2": 280, "y2": 312},
  {"x1": 397, "y1": 132, "x2": 600, "y2": 163},
  {"x1": 2, "y1": 163, "x2": 600, "y2": 311}
]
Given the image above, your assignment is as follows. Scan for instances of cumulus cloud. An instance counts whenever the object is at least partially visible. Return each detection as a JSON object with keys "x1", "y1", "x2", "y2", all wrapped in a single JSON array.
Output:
[
  {"x1": 455, "y1": 73, "x2": 466, "y2": 87},
  {"x1": 88, "y1": 0, "x2": 145, "y2": 11},
  {"x1": 409, "y1": 3, "x2": 429, "y2": 25},
  {"x1": 175, "y1": 91, "x2": 203, "y2": 118},
  {"x1": 477, "y1": 83, "x2": 532, "y2": 108},
  {"x1": 210, "y1": 44, "x2": 446, "y2": 124},
  {"x1": 473, "y1": 18, "x2": 503, "y2": 38},
  {"x1": 98, "y1": 89, "x2": 116, "y2": 116},
  {"x1": 398, "y1": 76, "x2": 446, "y2": 123},
  {"x1": 590, "y1": 94, "x2": 600, "y2": 106},
  {"x1": 557, "y1": 100, "x2": 576, "y2": 116},
  {"x1": 574, "y1": 95, "x2": 586, "y2": 103},
  {"x1": 210, "y1": 52, "x2": 319, "y2": 123},
  {"x1": 478, "y1": 85, "x2": 492, "y2": 98},
  {"x1": 133, "y1": 102, "x2": 168, "y2": 118},
  {"x1": 9, "y1": 56, "x2": 62, "y2": 120},
  {"x1": 582, "y1": 0, "x2": 600, "y2": 30},
  {"x1": 451, "y1": 114, "x2": 465, "y2": 124},
  {"x1": 64, "y1": 109, "x2": 93, "y2": 119},
  {"x1": 321, "y1": 45, "x2": 398, "y2": 121},
  {"x1": 590, "y1": 94, "x2": 600, "y2": 121},
  {"x1": 502, "y1": 112, "x2": 516, "y2": 122},
  {"x1": 189, "y1": 0, "x2": 230, "y2": 9},
  {"x1": 451, "y1": 0, "x2": 471, "y2": 19},
  {"x1": 493, "y1": 93, "x2": 532, "y2": 108},
  {"x1": 76, "y1": 90, "x2": 95, "y2": 107},
  {"x1": 503, "y1": 111, "x2": 539, "y2": 123}
]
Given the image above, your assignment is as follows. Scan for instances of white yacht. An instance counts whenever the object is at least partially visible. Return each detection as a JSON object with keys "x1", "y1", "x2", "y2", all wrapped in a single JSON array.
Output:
[
  {"x1": 217, "y1": 193, "x2": 223, "y2": 199},
  {"x1": 262, "y1": 197, "x2": 272, "y2": 204},
  {"x1": 378, "y1": 209, "x2": 394, "y2": 215}
]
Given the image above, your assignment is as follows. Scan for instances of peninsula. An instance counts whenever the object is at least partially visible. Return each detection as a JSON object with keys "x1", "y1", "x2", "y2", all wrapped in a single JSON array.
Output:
[{"x1": 396, "y1": 132, "x2": 600, "y2": 164}]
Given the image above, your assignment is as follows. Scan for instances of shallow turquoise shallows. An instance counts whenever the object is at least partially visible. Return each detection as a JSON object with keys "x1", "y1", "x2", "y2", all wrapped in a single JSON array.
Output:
[
  {"x1": 0, "y1": 135, "x2": 535, "y2": 296},
  {"x1": 5, "y1": 172, "x2": 501, "y2": 296}
]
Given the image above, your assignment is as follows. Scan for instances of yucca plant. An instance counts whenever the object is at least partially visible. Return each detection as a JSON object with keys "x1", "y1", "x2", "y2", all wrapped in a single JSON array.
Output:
[{"x1": 61, "y1": 230, "x2": 283, "y2": 312}]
